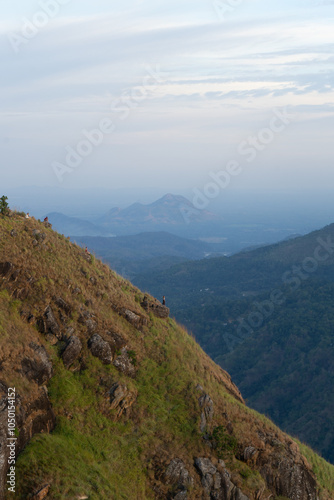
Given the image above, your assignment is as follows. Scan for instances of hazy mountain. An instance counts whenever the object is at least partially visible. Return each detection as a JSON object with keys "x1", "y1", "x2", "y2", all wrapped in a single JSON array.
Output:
[
  {"x1": 98, "y1": 193, "x2": 223, "y2": 237},
  {"x1": 1, "y1": 211, "x2": 333, "y2": 499},
  {"x1": 46, "y1": 212, "x2": 110, "y2": 237},
  {"x1": 45, "y1": 194, "x2": 303, "y2": 254}
]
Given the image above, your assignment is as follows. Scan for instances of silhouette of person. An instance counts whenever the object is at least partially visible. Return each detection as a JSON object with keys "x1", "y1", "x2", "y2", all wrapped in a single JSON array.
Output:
[{"x1": 162, "y1": 296, "x2": 166, "y2": 306}]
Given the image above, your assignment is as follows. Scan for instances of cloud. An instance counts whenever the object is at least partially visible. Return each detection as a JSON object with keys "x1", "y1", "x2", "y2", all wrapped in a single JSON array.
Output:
[{"x1": 1, "y1": 2, "x2": 334, "y2": 190}]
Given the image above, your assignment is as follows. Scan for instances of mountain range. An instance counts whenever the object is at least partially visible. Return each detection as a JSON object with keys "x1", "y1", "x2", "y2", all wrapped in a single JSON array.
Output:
[
  {"x1": 47, "y1": 193, "x2": 301, "y2": 254},
  {"x1": 47, "y1": 194, "x2": 222, "y2": 239}
]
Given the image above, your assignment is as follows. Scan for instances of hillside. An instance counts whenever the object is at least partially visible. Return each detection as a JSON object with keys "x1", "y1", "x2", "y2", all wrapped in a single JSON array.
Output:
[
  {"x1": 135, "y1": 223, "x2": 334, "y2": 305},
  {"x1": 0, "y1": 212, "x2": 333, "y2": 499},
  {"x1": 134, "y1": 223, "x2": 334, "y2": 464}
]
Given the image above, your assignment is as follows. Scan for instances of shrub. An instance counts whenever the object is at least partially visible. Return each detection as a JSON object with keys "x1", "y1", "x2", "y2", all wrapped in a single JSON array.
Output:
[
  {"x1": 128, "y1": 350, "x2": 137, "y2": 366},
  {"x1": 0, "y1": 195, "x2": 9, "y2": 216},
  {"x1": 211, "y1": 426, "x2": 238, "y2": 457}
]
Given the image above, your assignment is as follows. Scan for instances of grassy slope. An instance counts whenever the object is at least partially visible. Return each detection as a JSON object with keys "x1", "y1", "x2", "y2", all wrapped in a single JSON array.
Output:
[{"x1": 0, "y1": 213, "x2": 333, "y2": 499}]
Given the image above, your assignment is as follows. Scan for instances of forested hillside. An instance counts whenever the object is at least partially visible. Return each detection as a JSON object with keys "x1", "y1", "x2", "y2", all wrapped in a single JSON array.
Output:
[{"x1": 135, "y1": 224, "x2": 334, "y2": 463}]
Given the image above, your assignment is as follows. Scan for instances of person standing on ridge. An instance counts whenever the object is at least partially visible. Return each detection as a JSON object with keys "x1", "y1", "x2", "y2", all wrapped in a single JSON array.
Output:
[{"x1": 162, "y1": 296, "x2": 166, "y2": 306}]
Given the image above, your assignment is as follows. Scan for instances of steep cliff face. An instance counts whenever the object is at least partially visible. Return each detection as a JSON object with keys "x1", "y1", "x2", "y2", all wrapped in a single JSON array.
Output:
[{"x1": 0, "y1": 213, "x2": 333, "y2": 500}]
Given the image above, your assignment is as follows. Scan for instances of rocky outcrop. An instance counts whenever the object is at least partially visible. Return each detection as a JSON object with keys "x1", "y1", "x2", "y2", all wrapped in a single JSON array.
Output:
[
  {"x1": 195, "y1": 458, "x2": 250, "y2": 500},
  {"x1": 40, "y1": 306, "x2": 61, "y2": 338},
  {"x1": 197, "y1": 386, "x2": 214, "y2": 433},
  {"x1": 243, "y1": 431, "x2": 320, "y2": 500},
  {"x1": 165, "y1": 458, "x2": 193, "y2": 490},
  {"x1": 62, "y1": 336, "x2": 82, "y2": 368},
  {"x1": 88, "y1": 334, "x2": 112, "y2": 364},
  {"x1": 21, "y1": 343, "x2": 53, "y2": 385},
  {"x1": 121, "y1": 308, "x2": 148, "y2": 329},
  {"x1": 54, "y1": 297, "x2": 72, "y2": 316},
  {"x1": 267, "y1": 460, "x2": 317, "y2": 500},
  {"x1": 140, "y1": 296, "x2": 170, "y2": 319},
  {"x1": 152, "y1": 304, "x2": 170, "y2": 319},
  {"x1": 78, "y1": 310, "x2": 97, "y2": 333},
  {"x1": 113, "y1": 348, "x2": 136, "y2": 376},
  {"x1": 259, "y1": 451, "x2": 318, "y2": 500},
  {"x1": 109, "y1": 383, "x2": 137, "y2": 419}
]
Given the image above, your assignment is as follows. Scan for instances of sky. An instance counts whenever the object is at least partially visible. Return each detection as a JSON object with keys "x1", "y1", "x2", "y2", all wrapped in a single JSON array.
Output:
[{"x1": 1, "y1": 0, "x2": 334, "y2": 207}]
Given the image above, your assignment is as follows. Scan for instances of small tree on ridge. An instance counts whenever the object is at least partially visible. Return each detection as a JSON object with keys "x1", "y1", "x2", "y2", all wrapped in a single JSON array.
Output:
[{"x1": 0, "y1": 195, "x2": 9, "y2": 216}]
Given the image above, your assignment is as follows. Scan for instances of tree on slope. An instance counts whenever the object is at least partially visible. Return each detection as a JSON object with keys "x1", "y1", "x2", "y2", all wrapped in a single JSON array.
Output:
[{"x1": 0, "y1": 195, "x2": 9, "y2": 216}]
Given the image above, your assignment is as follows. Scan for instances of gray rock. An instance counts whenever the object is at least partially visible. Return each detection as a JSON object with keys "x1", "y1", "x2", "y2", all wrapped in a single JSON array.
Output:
[
  {"x1": 195, "y1": 458, "x2": 217, "y2": 476},
  {"x1": 21, "y1": 343, "x2": 53, "y2": 385},
  {"x1": 243, "y1": 446, "x2": 257, "y2": 462},
  {"x1": 113, "y1": 348, "x2": 136, "y2": 376},
  {"x1": 43, "y1": 306, "x2": 60, "y2": 337},
  {"x1": 260, "y1": 459, "x2": 318, "y2": 500},
  {"x1": 214, "y1": 472, "x2": 222, "y2": 490},
  {"x1": 88, "y1": 334, "x2": 112, "y2": 364},
  {"x1": 165, "y1": 458, "x2": 193, "y2": 488},
  {"x1": 109, "y1": 383, "x2": 136, "y2": 418},
  {"x1": 54, "y1": 297, "x2": 72, "y2": 315},
  {"x1": 140, "y1": 296, "x2": 169, "y2": 318},
  {"x1": 195, "y1": 458, "x2": 251, "y2": 500},
  {"x1": 199, "y1": 393, "x2": 214, "y2": 432},
  {"x1": 62, "y1": 336, "x2": 82, "y2": 368},
  {"x1": 85, "y1": 319, "x2": 97, "y2": 333},
  {"x1": 173, "y1": 492, "x2": 187, "y2": 500},
  {"x1": 202, "y1": 472, "x2": 214, "y2": 491},
  {"x1": 123, "y1": 309, "x2": 141, "y2": 327},
  {"x1": 152, "y1": 303, "x2": 169, "y2": 319}
]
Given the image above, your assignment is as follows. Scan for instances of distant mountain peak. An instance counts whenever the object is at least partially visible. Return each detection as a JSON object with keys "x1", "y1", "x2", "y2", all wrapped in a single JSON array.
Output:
[{"x1": 99, "y1": 193, "x2": 221, "y2": 232}]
